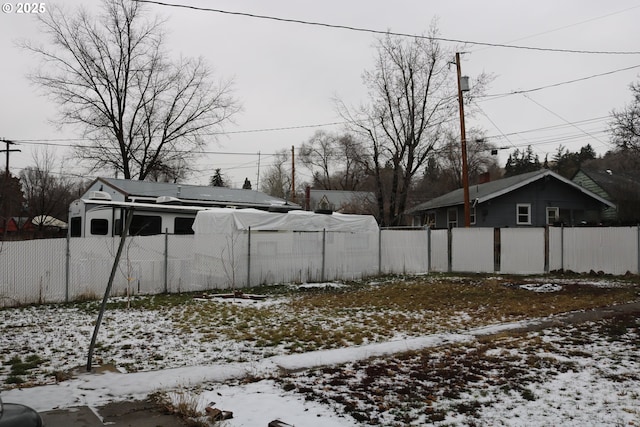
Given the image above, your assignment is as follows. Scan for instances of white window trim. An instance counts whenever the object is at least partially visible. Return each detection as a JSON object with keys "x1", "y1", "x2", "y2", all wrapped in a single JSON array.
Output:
[
  {"x1": 447, "y1": 208, "x2": 458, "y2": 228},
  {"x1": 426, "y1": 212, "x2": 436, "y2": 228},
  {"x1": 516, "y1": 203, "x2": 532, "y2": 225},
  {"x1": 470, "y1": 206, "x2": 476, "y2": 225},
  {"x1": 546, "y1": 207, "x2": 559, "y2": 225}
]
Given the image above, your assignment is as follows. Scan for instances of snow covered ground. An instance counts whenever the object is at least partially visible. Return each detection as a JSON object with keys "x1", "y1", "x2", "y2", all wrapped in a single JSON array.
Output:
[{"x1": 1, "y1": 276, "x2": 639, "y2": 426}]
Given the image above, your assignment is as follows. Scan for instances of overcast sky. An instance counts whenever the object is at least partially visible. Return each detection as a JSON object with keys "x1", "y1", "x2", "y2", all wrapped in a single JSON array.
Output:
[{"x1": 1, "y1": 0, "x2": 639, "y2": 188}]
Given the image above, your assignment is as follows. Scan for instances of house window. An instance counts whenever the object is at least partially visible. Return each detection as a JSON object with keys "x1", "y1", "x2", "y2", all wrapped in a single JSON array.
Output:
[
  {"x1": 90, "y1": 218, "x2": 108, "y2": 235},
  {"x1": 470, "y1": 206, "x2": 476, "y2": 225},
  {"x1": 425, "y1": 212, "x2": 436, "y2": 228},
  {"x1": 546, "y1": 207, "x2": 559, "y2": 225},
  {"x1": 447, "y1": 208, "x2": 458, "y2": 229},
  {"x1": 516, "y1": 204, "x2": 531, "y2": 225}
]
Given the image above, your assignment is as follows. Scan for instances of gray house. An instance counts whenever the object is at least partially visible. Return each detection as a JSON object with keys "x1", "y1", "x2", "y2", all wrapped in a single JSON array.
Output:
[
  {"x1": 82, "y1": 177, "x2": 300, "y2": 211},
  {"x1": 408, "y1": 169, "x2": 615, "y2": 228}
]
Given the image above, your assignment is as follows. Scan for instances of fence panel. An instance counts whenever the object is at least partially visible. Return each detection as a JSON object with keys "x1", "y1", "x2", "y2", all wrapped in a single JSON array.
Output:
[
  {"x1": 549, "y1": 227, "x2": 563, "y2": 272},
  {"x1": 69, "y1": 235, "x2": 167, "y2": 299},
  {"x1": 0, "y1": 239, "x2": 66, "y2": 306},
  {"x1": 500, "y1": 228, "x2": 545, "y2": 274},
  {"x1": 560, "y1": 227, "x2": 639, "y2": 275},
  {"x1": 192, "y1": 230, "x2": 249, "y2": 290},
  {"x1": 325, "y1": 231, "x2": 378, "y2": 281},
  {"x1": 166, "y1": 235, "x2": 197, "y2": 293},
  {"x1": 3, "y1": 226, "x2": 640, "y2": 305},
  {"x1": 452, "y1": 228, "x2": 494, "y2": 273},
  {"x1": 430, "y1": 230, "x2": 449, "y2": 272},
  {"x1": 380, "y1": 230, "x2": 429, "y2": 275},
  {"x1": 248, "y1": 231, "x2": 326, "y2": 285}
]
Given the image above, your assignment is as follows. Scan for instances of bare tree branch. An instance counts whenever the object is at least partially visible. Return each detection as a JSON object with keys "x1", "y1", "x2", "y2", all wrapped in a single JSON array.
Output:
[{"x1": 22, "y1": 0, "x2": 240, "y2": 180}]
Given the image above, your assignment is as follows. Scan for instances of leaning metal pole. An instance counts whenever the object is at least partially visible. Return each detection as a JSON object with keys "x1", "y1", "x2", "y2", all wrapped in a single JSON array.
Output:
[{"x1": 86, "y1": 208, "x2": 134, "y2": 372}]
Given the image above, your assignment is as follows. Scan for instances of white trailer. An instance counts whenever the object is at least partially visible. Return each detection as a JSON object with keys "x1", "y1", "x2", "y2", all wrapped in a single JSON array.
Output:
[{"x1": 68, "y1": 192, "x2": 211, "y2": 237}]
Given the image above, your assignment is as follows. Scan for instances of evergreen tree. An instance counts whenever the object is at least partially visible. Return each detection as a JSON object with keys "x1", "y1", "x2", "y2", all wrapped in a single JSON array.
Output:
[
  {"x1": 504, "y1": 146, "x2": 541, "y2": 177},
  {"x1": 209, "y1": 169, "x2": 226, "y2": 187},
  {"x1": 551, "y1": 144, "x2": 597, "y2": 178}
]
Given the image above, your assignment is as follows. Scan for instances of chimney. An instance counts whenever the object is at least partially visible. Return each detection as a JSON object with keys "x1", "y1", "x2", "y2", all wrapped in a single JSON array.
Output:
[{"x1": 478, "y1": 172, "x2": 491, "y2": 184}]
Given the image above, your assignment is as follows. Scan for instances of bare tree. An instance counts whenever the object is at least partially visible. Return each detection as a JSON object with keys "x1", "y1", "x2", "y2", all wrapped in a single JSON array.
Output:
[
  {"x1": 23, "y1": 0, "x2": 240, "y2": 180},
  {"x1": 434, "y1": 129, "x2": 499, "y2": 187},
  {"x1": 337, "y1": 26, "x2": 489, "y2": 225},
  {"x1": 260, "y1": 149, "x2": 292, "y2": 199},
  {"x1": 299, "y1": 130, "x2": 368, "y2": 191},
  {"x1": 20, "y1": 149, "x2": 81, "y2": 229},
  {"x1": 337, "y1": 28, "x2": 455, "y2": 226},
  {"x1": 299, "y1": 131, "x2": 335, "y2": 189},
  {"x1": 610, "y1": 81, "x2": 640, "y2": 152}
]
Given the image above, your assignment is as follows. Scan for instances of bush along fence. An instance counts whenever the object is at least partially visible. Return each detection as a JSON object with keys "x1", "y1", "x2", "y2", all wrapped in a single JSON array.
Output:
[{"x1": 0, "y1": 226, "x2": 639, "y2": 306}]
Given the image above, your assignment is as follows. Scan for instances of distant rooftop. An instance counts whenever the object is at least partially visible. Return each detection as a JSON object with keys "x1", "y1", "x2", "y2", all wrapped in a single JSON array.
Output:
[{"x1": 88, "y1": 177, "x2": 299, "y2": 209}]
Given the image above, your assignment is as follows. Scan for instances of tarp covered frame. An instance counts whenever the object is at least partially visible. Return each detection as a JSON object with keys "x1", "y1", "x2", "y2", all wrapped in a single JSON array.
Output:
[{"x1": 193, "y1": 208, "x2": 379, "y2": 234}]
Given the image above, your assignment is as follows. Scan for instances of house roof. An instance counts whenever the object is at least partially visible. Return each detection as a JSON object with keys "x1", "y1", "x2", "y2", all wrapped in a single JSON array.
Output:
[
  {"x1": 575, "y1": 167, "x2": 640, "y2": 200},
  {"x1": 408, "y1": 169, "x2": 615, "y2": 213},
  {"x1": 90, "y1": 177, "x2": 299, "y2": 209}
]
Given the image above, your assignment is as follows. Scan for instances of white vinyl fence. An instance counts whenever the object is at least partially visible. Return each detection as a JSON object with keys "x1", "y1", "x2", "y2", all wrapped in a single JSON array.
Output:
[{"x1": 1, "y1": 226, "x2": 639, "y2": 306}]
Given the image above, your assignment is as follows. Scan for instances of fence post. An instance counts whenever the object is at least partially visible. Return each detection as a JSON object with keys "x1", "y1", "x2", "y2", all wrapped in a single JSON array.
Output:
[
  {"x1": 637, "y1": 225, "x2": 640, "y2": 274},
  {"x1": 87, "y1": 208, "x2": 134, "y2": 372},
  {"x1": 321, "y1": 228, "x2": 326, "y2": 282},
  {"x1": 378, "y1": 228, "x2": 382, "y2": 275},
  {"x1": 426, "y1": 227, "x2": 431, "y2": 273},
  {"x1": 544, "y1": 226, "x2": 550, "y2": 273},
  {"x1": 560, "y1": 224, "x2": 564, "y2": 272},
  {"x1": 164, "y1": 229, "x2": 168, "y2": 294},
  {"x1": 65, "y1": 232, "x2": 70, "y2": 303},
  {"x1": 494, "y1": 228, "x2": 501, "y2": 272},
  {"x1": 247, "y1": 226, "x2": 251, "y2": 287},
  {"x1": 447, "y1": 228, "x2": 452, "y2": 273}
]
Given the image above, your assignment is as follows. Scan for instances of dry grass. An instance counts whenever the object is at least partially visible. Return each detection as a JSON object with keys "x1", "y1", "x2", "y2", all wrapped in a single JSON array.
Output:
[{"x1": 171, "y1": 274, "x2": 640, "y2": 354}]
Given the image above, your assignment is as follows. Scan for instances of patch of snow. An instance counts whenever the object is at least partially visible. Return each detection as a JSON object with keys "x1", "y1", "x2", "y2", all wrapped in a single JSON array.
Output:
[
  {"x1": 520, "y1": 283, "x2": 564, "y2": 293},
  {"x1": 195, "y1": 380, "x2": 359, "y2": 427},
  {"x1": 297, "y1": 282, "x2": 347, "y2": 289}
]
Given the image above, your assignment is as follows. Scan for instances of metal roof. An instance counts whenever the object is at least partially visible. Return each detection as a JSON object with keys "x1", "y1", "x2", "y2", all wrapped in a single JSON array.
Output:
[
  {"x1": 408, "y1": 169, "x2": 615, "y2": 213},
  {"x1": 89, "y1": 177, "x2": 299, "y2": 209}
]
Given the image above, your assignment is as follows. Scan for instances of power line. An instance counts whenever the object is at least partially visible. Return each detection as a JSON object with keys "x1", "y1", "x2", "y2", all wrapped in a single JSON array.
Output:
[
  {"x1": 479, "y1": 64, "x2": 640, "y2": 100},
  {"x1": 521, "y1": 93, "x2": 609, "y2": 148},
  {"x1": 470, "y1": 5, "x2": 640, "y2": 54},
  {"x1": 484, "y1": 115, "x2": 611, "y2": 140},
  {"x1": 134, "y1": 0, "x2": 640, "y2": 55},
  {"x1": 471, "y1": 102, "x2": 518, "y2": 149}
]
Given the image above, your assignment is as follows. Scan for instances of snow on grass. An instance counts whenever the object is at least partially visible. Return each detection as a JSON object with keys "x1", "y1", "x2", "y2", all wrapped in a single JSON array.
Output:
[
  {"x1": 1, "y1": 274, "x2": 639, "y2": 425},
  {"x1": 519, "y1": 283, "x2": 564, "y2": 292},
  {"x1": 296, "y1": 282, "x2": 348, "y2": 289}
]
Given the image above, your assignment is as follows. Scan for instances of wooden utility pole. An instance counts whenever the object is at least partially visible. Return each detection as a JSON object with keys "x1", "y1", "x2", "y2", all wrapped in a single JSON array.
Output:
[
  {"x1": 291, "y1": 145, "x2": 296, "y2": 202},
  {"x1": 455, "y1": 53, "x2": 471, "y2": 227},
  {"x1": 1, "y1": 139, "x2": 20, "y2": 180},
  {"x1": 0, "y1": 138, "x2": 21, "y2": 238}
]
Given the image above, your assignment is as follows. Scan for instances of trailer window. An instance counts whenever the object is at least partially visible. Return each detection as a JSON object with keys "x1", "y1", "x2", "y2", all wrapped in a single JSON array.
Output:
[
  {"x1": 90, "y1": 219, "x2": 109, "y2": 235},
  {"x1": 70, "y1": 217, "x2": 82, "y2": 237},
  {"x1": 174, "y1": 217, "x2": 195, "y2": 234},
  {"x1": 130, "y1": 215, "x2": 162, "y2": 236}
]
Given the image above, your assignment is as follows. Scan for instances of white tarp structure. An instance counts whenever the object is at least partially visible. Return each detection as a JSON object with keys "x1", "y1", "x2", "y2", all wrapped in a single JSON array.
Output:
[
  {"x1": 192, "y1": 208, "x2": 379, "y2": 234},
  {"x1": 192, "y1": 209, "x2": 381, "y2": 288}
]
